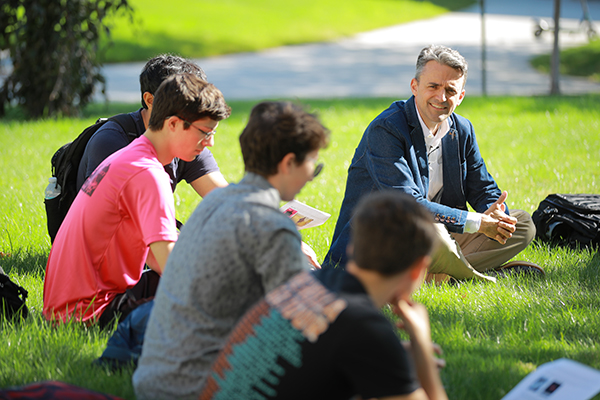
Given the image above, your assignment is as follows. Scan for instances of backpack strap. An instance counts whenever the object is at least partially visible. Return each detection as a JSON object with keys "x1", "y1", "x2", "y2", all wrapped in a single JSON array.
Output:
[{"x1": 108, "y1": 113, "x2": 141, "y2": 143}]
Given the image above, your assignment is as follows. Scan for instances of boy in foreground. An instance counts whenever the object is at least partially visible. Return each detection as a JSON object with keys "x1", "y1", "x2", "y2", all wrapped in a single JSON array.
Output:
[
  {"x1": 200, "y1": 191, "x2": 447, "y2": 400},
  {"x1": 43, "y1": 74, "x2": 231, "y2": 326},
  {"x1": 133, "y1": 101, "x2": 330, "y2": 400}
]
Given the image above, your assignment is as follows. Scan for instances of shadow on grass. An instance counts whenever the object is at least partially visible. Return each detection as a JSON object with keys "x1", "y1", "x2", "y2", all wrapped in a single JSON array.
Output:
[
  {"x1": 0, "y1": 251, "x2": 47, "y2": 275},
  {"x1": 441, "y1": 340, "x2": 600, "y2": 399},
  {"x1": 0, "y1": 314, "x2": 136, "y2": 399},
  {"x1": 0, "y1": 106, "x2": 28, "y2": 122},
  {"x1": 578, "y1": 249, "x2": 600, "y2": 290}
]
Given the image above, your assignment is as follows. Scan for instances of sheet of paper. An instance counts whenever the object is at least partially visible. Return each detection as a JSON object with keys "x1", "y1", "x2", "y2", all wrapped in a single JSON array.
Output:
[
  {"x1": 280, "y1": 200, "x2": 330, "y2": 230},
  {"x1": 502, "y1": 358, "x2": 600, "y2": 400}
]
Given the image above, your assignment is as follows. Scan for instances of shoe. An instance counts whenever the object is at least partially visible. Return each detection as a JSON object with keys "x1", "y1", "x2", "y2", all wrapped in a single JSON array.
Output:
[
  {"x1": 447, "y1": 277, "x2": 461, "y2": 287},
  {"x1": 491, "y1": 261, "x2": 545, "y2": 278}
]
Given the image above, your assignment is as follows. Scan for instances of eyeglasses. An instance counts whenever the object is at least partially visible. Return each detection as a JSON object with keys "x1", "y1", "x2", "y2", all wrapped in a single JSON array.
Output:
[
  {"x1": 313, "y1": 163, "x2": 324, "y2": 178},
  {"x1": 305, "y1": 154, "x2": 324, "y2": 178},
  {"x1": 313, "y1": 162, "x2": 324, "y2": 178},
  {"x1": 175, "y1": 116, "x2": 216, "y2": 141}
]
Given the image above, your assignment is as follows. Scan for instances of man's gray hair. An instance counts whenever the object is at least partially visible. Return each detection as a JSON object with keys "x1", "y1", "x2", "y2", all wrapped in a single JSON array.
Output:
[{"x1": 415, "y1": 45, "x2": 468, "y2": 82}]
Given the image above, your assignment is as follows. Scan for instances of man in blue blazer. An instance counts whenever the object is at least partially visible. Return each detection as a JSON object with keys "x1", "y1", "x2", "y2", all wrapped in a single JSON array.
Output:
[{"x1": 324, "y1": 45, "x2": 541, "y2": 282}]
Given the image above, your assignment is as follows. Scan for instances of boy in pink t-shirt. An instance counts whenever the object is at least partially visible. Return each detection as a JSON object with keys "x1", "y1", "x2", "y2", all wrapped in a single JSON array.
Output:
[{"x1": 43, "y1": 74, "x2": 231, "y2": 326}]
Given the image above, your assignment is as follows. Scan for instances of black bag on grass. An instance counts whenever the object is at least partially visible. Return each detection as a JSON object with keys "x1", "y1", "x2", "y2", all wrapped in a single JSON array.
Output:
[
  {"x1": 45, "y1": 114, "x2": 139, "y2": 243},
  {"x1": 532, "y1": 193, "x2": 600, "y2": 248},
  {"x1": 0, "y1": 266, "x2": 28, "y2": 321}
]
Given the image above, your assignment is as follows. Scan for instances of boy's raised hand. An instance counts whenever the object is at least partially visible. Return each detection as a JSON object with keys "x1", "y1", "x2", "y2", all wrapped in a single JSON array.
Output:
[
  {"x1": 394, "y1": 299, "x2": 449, "y2": 400},
  {"x1": 394, "y1": 299, "x2": 432, "y2": 347}
]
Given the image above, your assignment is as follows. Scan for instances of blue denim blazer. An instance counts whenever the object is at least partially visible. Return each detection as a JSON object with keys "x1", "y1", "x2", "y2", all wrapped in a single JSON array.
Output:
[{"x1": 323, "y1": 96, "x2": 505, "y2": 269}]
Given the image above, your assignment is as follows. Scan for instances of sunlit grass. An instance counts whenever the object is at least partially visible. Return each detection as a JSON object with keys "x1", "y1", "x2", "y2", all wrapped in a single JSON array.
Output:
[
  {"x1": 1, "y1": 94, "x2": 599, "y2": 398},
  {"x1": 1, "y1": 314, "x2": 135, "y2": 397},
  {"x1": 100, "y1": 0, "x2": 475, "y2": 62}
]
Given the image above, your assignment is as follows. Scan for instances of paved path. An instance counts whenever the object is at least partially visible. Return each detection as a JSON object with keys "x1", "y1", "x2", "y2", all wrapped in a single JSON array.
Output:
[{"x1": 100, "y1": 0, "x2": 600, "y2": 102}]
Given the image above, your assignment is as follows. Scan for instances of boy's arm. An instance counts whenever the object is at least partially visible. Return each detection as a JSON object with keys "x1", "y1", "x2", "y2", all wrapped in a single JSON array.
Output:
[
  {"x1": 148, "y1": 241, "x2": 175, "y2": 274},
  {"x1": 391, "y1": 299, "x2": 448, "y2": 400},
  {"x1": 378, "y1": 388, "x2": 429, "y2": 400},
  {"x1": 178, "y1": 148, "x2": 225, "y2": 197},
  {"x1": 190, "y1": 171, "x2": 228, "y2": 197}
]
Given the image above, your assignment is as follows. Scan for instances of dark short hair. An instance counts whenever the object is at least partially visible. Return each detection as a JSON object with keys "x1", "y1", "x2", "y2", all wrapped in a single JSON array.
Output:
[
  {"x1": 139, "y1": 54, "x2": 208, "y2": 109},
  {"x1": 239, "y1": 101, "x2": 330, "y2": 177},
  {"x1": 148, "y1": 74, "x2": 231, "y2": 130},
  {"x1": 351, "y1": 191, "x2": 437, "y2": 276},
  {"x1": 415, "y1": 45, "x2": 468, "y2": 83}
]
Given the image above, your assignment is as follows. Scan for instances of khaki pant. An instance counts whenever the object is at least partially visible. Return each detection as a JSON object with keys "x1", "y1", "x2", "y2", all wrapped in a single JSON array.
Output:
[{"x1": 426, "y1": 210, "x2": 536, "y2": 283}]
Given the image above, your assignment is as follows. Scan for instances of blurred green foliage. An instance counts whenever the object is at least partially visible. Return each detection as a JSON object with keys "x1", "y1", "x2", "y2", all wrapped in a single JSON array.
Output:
[
  {"x1": 0, "y1": 0, "x2": 132, "y2": 118},
  {"x1": 531, "y1": 38, "x2": 600, "y2": 81}
]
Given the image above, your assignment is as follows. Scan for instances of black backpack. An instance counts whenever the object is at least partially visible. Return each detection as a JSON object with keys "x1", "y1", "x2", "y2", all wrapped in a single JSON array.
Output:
[
  {"x1": 45, "y1": 114, "x2": 139, "y2": 243},
  {"x1": 0, "y1": 266, "x2": 28, "y2": 322},
  {"x1": 532, "y1": 194, "x2": 600, "y2": 248}
]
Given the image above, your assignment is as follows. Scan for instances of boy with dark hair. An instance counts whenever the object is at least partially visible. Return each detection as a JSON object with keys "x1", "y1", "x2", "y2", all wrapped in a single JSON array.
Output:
[
  {"x1": 133, "y1": 101, "x2": 330, "y2": 400},
  {"x1": 139, "y1": 54, "x2": 207, "y2": 108},
  {"x1": 43, "y1": 74, "x2": 231, "y2": 326},
  {"x1": 77, "y1": 54, "x2": 227, "y2": 198},
  {"x1": 239, "y1": 101, "x2": 328, "y2": 177},
  {"x1": 199, "y1": 191, "x2": 447, "y2": 400}
]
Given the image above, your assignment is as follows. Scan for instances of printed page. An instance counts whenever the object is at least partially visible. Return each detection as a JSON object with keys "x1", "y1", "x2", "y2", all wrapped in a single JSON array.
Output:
[
  {"x1": 280, "y1": 200, "x2": 330, "y2": 230},
  {"x1": 502, "y1": 358, "x2": 600, "y2": 400}
]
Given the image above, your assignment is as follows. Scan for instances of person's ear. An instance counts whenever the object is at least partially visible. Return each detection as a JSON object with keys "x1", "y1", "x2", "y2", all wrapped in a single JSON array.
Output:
[
  {"x1": 278, "y1": 152, "x2": 296, "y2": 175},
  {"x1": 165, "y1": 115, "x2": 179, "y2": 131},
  {"x1": 143, "y1": 92, "x2": 154, "y2": 110},
  {"x1": 457, "y1": 88, "x2": 466, "y2": 105},
  {"x1": 410, "y1": 78, "x2": 419, "y2": 97},
  {"x1": 409, "y1": 255, "x2": 430, "y2": 282}
]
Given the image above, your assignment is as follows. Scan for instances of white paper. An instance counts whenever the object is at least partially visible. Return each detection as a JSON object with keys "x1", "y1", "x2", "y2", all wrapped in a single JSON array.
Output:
[
  {"x1": 280, "y1": 200, "x2": 330, "y2": 230},
  {"x1": 502, "y1": 358, "x2": 600, "y2": 400}
]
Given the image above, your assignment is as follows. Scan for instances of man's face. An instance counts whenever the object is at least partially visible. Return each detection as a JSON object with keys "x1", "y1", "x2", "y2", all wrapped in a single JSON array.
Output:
[
  {"x1": 175, "y1": 117, "x2": 219, "y2": 162},
  {"x1": 410, "y1": 61, "x2": 466, "y2": 133}
]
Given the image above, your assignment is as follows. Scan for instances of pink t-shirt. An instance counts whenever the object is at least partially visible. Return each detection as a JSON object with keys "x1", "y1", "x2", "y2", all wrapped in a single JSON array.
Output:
[{"x1": 43, "y1": 136, "x2": 178, "y2": 323}]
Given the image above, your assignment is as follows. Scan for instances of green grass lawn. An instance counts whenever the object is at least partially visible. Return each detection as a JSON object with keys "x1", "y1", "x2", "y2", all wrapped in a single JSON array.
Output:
[
  {"x1": 1, "y1": 95, "x2": 599, "y2": 399},
  {"x1": 100, "y1": 0, "x2": 475, "y2": 63}
]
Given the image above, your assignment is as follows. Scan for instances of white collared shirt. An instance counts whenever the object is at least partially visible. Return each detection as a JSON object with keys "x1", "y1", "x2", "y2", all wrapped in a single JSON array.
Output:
[
  {"x1": 416, "y1": 109, "x2": 481, "y2": 233},
  {"x1": 417, "y1": 113, "x2": 448, "y2": 202}
]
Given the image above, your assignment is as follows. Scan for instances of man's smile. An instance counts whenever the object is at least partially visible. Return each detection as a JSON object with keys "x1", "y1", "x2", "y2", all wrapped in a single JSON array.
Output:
[{"x1": 429, "y1": 102, "x2": 447, "y2": 111}]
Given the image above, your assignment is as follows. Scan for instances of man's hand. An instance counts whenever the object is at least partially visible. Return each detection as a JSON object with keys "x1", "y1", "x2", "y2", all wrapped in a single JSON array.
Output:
[
  {"x1": 479, "y1": 191, "x2": 517, "y2": 244},
  {"x1": 301, "y1": 241, "x2": 321, "y2": 269}
]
